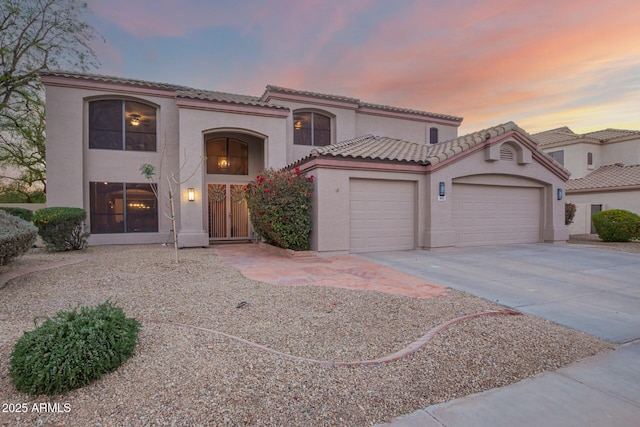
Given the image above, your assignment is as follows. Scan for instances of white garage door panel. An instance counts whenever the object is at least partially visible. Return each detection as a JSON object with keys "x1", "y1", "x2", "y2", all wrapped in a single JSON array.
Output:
[
  {"x1": 350, "y1": 179, "x2": 415, "y2": 253},
  {"x1": 453, "y1": 184, "x2": 541, "y2": 247}
]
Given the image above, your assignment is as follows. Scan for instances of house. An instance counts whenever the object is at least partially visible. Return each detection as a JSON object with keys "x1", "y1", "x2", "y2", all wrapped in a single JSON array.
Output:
[
  {"x1": 41, "y1": 70, "x2": 569, "y2": 255},
  {"x1": 534, "y1": 127, "x2": 640, "y2": 234}
]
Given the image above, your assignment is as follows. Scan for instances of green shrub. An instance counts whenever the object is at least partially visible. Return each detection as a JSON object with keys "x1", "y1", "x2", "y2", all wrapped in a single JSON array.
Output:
[
  {"x1": 0, "y1": 188, "x2": 45, "y2": 203},
  {"x1": 591, "y1": 209, "x2": 640, "y2": 242},
  {"x1": 0, "y1": 207, "x2": 34, "y2": 222},
  {"x1": 33, "y1": 207, "x2": 90, "y2": 251},
  {"x1": 565, "y1": 202, "x2": 576, "y2": 225},
  {"x1": 246, "y1": 167, "x2": 314, "y2": 251},
  {"x1": 10, "y1": 301, "x2": 141, "y2": 395},
  {"x1": 0, "y1": 210, "x2": 37, "y2": 265}
]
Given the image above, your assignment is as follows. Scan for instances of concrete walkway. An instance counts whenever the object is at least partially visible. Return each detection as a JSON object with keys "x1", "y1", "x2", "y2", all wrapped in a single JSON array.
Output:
[
  {"x1": 216, "y1": 243, "x2": 640, "y2": 427},
  {"x1": 380, "y1": 339, "x2": 640, "y2": 427},
  {"x1": 362, "y1": 244, "x2": 640, "y2": 426},
  {"x1": 361, "y1": 244, "x2": 640, "y2": 343}
]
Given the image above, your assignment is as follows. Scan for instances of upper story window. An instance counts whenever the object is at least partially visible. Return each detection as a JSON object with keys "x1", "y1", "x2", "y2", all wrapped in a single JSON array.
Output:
[
  {"x1": 293, "y1": 111, "x2": 331, "y2": 146},
  {"x1": 429, "y1": 127, "x2": 439, "y2": 144},
  {"x1": 548, "y1": 150, "x2": 564, "y2": 166},
  {"x1": 587, "y1": 152, "x2": 593, "y2": 166},
  {"x1": 206, "y1": 137, "x2": 248, "y2": 175},
  {"x1": 89, "y1": 100, "x2": 157, "y2": 151}
]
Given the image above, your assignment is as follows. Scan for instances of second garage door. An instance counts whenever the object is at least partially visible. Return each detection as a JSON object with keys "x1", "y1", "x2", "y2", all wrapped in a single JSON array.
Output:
[
  {"x1": 350, "y1": 179, "x2": 415, "y2": 253},
  {"x1": 453, "y1": 183, "x2": 541, "y2": 247}
]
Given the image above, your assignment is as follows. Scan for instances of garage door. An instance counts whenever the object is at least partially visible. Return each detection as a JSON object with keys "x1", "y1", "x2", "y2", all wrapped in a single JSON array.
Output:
[
  {"x1": 453, "y1": 183, "x2": 541, "y2": 246},
  {"x1": 350, "y1": 179, "x2": 415, "y2": 253}
]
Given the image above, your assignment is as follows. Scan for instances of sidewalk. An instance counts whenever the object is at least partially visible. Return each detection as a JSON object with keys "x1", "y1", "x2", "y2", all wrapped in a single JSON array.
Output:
[{"x1": 379, "y1": 339, "x2": 640, "y2": 427}]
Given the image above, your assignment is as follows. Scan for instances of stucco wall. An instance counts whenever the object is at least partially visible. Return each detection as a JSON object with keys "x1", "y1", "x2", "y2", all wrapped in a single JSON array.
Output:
[
  {"x1": 426, "y1": 138, "x2": 568, "y2": 248},
  {"x1": 567, "y1": 190, "x2": 640, "y2": 235},
  {"x1": 308, "y1": 166, "x2": 426, "y2": 256},
  {"x1": 355, "y1": 114, "x2": 458, "y2": 144},
  {"x1": 542, "y1": 143, "x2": 599, "y2": 180},
  {"x1": 45, "y1": 84, "x2": 182, "y2": 246},
  {"x1": 175, "y1": 107, "x2": 287, "y2": 246},
  {"x1": 601, "y1": 139, "x2": 640, "y2": 166},
  {"x1": 267, "y1": 99, "x2": 358, "y2": 165}
]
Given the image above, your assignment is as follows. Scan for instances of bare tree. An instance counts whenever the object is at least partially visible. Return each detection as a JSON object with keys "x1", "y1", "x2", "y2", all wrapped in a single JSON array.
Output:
[
  {"x1": 141, "y1": 144, "x2": 204, "y2": 264},
  {"x1": 0, "y1": 87, "x2": 46, "y2": 194},
  {"x1": 0, "y1": 0, "x2": 101, "y2": 193}
]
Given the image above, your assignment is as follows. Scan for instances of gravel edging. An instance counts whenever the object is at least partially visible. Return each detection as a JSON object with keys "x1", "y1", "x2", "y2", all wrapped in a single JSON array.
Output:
[{"x1": 0, "y1": 245, "x2": 612, "y2": 426}]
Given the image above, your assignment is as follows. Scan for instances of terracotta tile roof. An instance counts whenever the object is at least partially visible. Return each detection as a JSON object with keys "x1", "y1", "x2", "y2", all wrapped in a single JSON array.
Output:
[
  {"x1": 581, "y1": 128, "x2": 640, "y2": 141},
  {"x1": 533, "y1": 127, "x2": 640, "y2": 147},
  {"x1": 532, "y1": 127, "x2": 578, "y2": 145},
  {"x1": 263, "y1": 85, "x2": 360, "y2": 104},
  {"x1": 424, "y1": 121, "x2": 533, "y2": 165},
  {"x1": 40, "y1": 70, "x2": 287, "y2": 110},
  {"x1": 566, "y1": 163, "x2": 640, "y2": 191},
  {"x1": 175, "y1": 89, "x2": 287, "y2": 109},
  {"x1": 41, "y1": 71, "x2": 462, "y2": 120},
  {"x1": 40, "y1": 70, "x2": 190, "y2": 91},
  {"x1": 309, "y1": 135, "x2": 431, "y2": 164},
  {"x1": 264, "y1": 85, "x2": 463, "y2": 123},
  {"x1": 298, "y1": 122, "x2": 560, "y2": 169},
  {"x1": 358, "y1": 102, "x2": 463, "y2": 123}
]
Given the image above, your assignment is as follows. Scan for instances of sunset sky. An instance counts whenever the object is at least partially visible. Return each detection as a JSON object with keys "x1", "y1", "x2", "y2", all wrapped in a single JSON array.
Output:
[{"x1": 85, "y1": 0, "x2": 640, "y2": 135}]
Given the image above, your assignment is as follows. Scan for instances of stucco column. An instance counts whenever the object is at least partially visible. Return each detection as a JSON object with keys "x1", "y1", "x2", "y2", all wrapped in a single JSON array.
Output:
[{"x1": 176, "y1": 122, "x2": 208, "y2": 248}]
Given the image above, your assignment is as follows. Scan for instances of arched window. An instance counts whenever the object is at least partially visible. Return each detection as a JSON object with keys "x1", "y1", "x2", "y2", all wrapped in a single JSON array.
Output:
[
  {"x1": 89, "y1": 100, "x2": 157, "y2": 151},
  {"x1": 206, "y1": 137, "x2": 248, "y2": 175},
  {"x1": 429, "y1": 127, "x2": 439, "y2": 144},
  {"x1": 293, "y1": 111, "x2": 331, "y2": 146}
]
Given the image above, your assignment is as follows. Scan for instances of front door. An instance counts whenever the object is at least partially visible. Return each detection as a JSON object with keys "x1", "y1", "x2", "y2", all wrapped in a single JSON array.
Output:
[{"x1": 208, "y1": 183, "x2": 249, "y2": 240}]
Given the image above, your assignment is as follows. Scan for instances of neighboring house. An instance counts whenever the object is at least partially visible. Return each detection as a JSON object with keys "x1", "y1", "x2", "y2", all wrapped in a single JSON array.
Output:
[
  {"x1": 41, "y1": 70, "x2": 568, "y2": 254},
  {"x1": 534, "y1": 127, "x2": 640, "y2": 234}
]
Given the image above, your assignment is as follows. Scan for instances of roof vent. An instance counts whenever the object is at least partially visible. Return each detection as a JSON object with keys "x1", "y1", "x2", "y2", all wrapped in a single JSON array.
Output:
[{"x1": 500, "y1": 145, "x2": 515, "y2": 161}]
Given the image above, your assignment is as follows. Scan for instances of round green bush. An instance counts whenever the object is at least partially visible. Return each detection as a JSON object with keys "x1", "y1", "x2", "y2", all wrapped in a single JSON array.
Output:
[
  {"x1": 10, "y1": 301, "x2": 141, "y2": 395},
  {"x1": 33, "y1": 206, "x2": 90, "y2": 251},
  {"x1": 591, "y1": 209, "x2": 640, "y2": 242},
  {"x1": 0, "y1": 207, "x2": 34, "y2": 222},
  {"x1": 0, "y1": 210, "x2": 37, "y2": 266}
]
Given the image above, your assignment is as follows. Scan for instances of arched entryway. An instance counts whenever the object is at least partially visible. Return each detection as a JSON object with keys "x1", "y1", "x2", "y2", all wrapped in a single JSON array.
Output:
[{"x1": 204, "y1": 130, "x2": 265, "y2": 241}]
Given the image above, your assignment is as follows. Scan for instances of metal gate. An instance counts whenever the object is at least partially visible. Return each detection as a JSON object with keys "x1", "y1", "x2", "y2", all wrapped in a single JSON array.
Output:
[{"x1": 208, "y1": 183, "x2": 249, "y2": 240}]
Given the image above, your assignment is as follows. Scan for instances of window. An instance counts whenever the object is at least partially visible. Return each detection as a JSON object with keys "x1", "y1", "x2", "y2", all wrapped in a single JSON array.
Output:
[
  {"x1": 548, "y1": 150, "x2": 564, "y2": 166},
  {"x1": 90, "y1": 182, "x2": 158, "y2": 233},
  {"x1": 89, "y1": 100, "x2": 156, "y2": 151},
  {"x1": 206, "y1": 137, "x2": 248, "y2": 175},
  {"x1": 429, "y1": 127, "x2": 439, "y2": 144},
  {"x1": 587, "y1": 152, "x2": 593, "y2": 166},
  {"x1": 293, "y1": 111, "x2": 331, "y2": 146}
]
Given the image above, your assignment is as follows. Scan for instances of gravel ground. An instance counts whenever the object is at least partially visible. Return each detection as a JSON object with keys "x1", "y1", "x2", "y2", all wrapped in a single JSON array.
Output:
[
  {"x1": 568, "y1": 234, "x2": 640, "y2": 254},
  {"x1": 0, "y1": 245, "x2": 612, "y2": 426}
]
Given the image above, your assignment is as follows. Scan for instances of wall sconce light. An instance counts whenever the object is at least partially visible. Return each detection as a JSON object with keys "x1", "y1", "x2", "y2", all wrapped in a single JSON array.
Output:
[
  {"x1": 557, "y1": 188, "x2": 563, "y2": 200},
  {"x1": 188, "y1": 188, "x2": 195, "y2": 202},
  {"x1": 438, "y1": 181, "x2": 446, "y2": 201},
  {"x1": 129, "y1": 114, "x2": 140, "y2": 126}
]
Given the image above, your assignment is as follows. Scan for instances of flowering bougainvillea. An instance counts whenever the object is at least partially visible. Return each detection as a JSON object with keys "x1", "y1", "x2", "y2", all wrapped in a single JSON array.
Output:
[{"x1": 246, "y1": 167, "x2": 314, "y2": 251}]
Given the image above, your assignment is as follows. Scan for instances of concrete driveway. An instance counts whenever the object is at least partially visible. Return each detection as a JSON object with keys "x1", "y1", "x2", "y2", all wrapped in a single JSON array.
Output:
[{"x1": 361, "y1": 244, "x2": 640, "y2": 343}]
